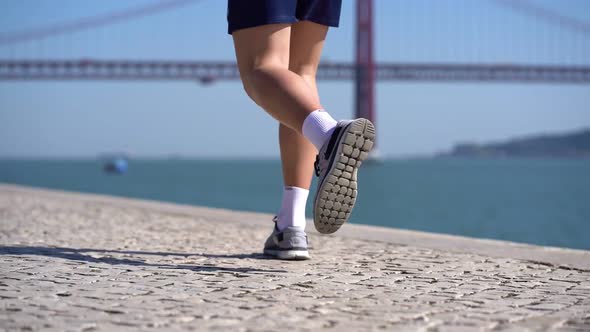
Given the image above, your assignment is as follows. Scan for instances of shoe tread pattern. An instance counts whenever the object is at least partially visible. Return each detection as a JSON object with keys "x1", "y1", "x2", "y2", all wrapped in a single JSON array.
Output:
[{"x1": 314, "y1": 118, "x2": 375, "y2": 234}]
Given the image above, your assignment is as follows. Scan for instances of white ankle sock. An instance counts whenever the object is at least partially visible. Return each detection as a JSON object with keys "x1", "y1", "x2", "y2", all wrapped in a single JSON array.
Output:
[
  {"x1": 277, "y1": 186, "x2": 309, "y2": 231},
  {"x1": 302, "y1": 109, "x2": 338, "y2": 151}
]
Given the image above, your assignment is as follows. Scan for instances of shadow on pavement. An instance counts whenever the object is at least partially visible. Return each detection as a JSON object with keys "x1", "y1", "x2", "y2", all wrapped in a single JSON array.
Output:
[{"x1": 0, "y1": 246, "x2": 287, "y2": 274}]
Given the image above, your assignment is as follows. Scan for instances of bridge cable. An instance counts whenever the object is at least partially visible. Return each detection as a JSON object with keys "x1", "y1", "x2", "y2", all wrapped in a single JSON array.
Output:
[
  {"x1": 491, "y1": 0, "x2": 590, "y2": 37},
  {"x1": 0, "y1": 0, "x2": 203, "y2": 46}
]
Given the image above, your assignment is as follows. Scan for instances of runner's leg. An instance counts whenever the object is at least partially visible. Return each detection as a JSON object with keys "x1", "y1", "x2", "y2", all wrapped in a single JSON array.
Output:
[
  {"x1": 275, "y1": 21, "x2": 335, "y2": 232},
  {"x1": 279, "y1": 21, "x2": 329, "y2": 190},
  {"x1": 232, "y1": 24, "x2": 322, "y2": 132}
]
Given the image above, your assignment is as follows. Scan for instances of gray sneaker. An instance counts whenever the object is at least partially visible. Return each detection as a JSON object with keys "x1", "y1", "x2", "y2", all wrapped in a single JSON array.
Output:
[
  {"x1": 263, "y1": 217, "x2": 310, "y2": 260},
  {"x1": 313, "y1": 118, "x2": 375, "y2": 234}
]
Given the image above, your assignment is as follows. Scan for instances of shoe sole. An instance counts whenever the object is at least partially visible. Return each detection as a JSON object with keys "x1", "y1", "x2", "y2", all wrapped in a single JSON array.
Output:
[
  {"x1": 313, "y1": 118, "x2": 376, "y2": 234},
  {"x1": 263, "y1": 249, "x2": 311, "y2": 260}
]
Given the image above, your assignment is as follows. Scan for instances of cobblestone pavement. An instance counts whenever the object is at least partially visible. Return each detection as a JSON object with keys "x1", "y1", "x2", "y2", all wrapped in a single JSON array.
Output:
[{"x1": 1, "y1": 187, "x2": 589, "y2": 332}]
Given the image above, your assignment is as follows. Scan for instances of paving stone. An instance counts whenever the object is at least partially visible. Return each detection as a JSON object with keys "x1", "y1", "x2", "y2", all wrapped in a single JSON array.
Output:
[{"x1": 0, "y1": 187, "x2": 589, "y2": 331}]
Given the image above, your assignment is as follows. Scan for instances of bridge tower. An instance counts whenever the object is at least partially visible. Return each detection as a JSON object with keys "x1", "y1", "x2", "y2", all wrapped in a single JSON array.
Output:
[{"x1": 355, "y1": 0, "x2": 375, "y2": 140}]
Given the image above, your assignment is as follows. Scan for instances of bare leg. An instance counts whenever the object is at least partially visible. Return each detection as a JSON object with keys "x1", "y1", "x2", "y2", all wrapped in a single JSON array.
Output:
[
  {"x1": 279, "y1": 124, "x2": 316, "y2": 189},
  {"x1": 232, "y1": 24, "x2": 323, "y2": 133},
  {"x1": 280, "y1": 21, "x2": 329, "y2": 189}
]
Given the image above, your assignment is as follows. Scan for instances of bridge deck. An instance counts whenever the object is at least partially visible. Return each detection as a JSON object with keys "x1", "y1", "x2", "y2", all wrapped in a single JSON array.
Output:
[{"x1": 1, "y1": 60, "x2": 589, "y2": 83}]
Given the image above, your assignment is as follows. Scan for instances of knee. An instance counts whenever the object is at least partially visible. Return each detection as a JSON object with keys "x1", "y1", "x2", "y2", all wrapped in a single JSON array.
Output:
[
  {"x1": 238, "y1": 66, "x2": 263, "y2": 103},
  {"x1": 240, "y1": 74, "x2": 259, "y2": 103},
  {"x1": 238, "y1": 65, "x2": 279, "y2": 104}
]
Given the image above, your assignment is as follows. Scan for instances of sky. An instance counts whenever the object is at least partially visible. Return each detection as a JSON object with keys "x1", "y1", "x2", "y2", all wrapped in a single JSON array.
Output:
[{"x1": 0, "y1": 0, "x2": 589, "y2": 158}]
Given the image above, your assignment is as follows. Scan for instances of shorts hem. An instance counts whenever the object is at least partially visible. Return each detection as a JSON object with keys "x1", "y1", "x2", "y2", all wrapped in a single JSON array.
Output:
[
  {"x1": 298, "y1": 17, "x2": 340, "y2": 28},
  {"x1": 228, "y1": 16, "x2": 298, "y2": 34}
]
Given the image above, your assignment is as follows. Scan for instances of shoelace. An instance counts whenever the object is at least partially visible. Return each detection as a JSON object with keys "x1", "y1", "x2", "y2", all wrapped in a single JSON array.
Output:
[
  {"x1": 313, "y1": 155, "x2": 321, "y2": 177},
  {"x1": 271, "y1": 216, "x2": 309, "y2": 245}
]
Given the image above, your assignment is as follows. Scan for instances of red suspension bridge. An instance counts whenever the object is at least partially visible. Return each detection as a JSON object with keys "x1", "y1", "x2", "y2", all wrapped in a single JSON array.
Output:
[{"x1": 0, "y1": 0, "x2": 589, "y2": 126}]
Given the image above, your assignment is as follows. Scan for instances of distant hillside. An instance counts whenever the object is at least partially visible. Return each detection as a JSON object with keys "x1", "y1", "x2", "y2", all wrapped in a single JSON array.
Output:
[{"x1": 443, "y1": 128, "x2": 590, "y2": 158}]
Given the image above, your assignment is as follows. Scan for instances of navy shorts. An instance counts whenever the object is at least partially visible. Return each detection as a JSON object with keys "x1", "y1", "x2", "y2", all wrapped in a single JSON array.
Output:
[{"x1": 227, "y1": 0, "x2": 342, "y2": 34}]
